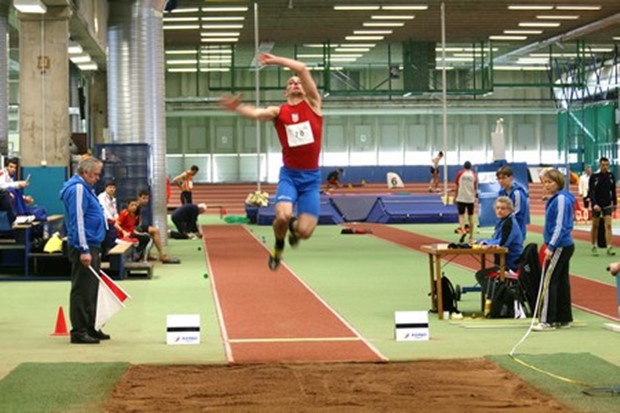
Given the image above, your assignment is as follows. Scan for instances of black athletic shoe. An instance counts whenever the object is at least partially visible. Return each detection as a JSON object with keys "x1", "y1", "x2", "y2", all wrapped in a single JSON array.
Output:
[
  {"x1": 268, "y1": 248, "x2": 282, "y2": 271},
  {"x1": 288, "y1": 217, "x2": 299, "y2": 248},
  {"x1": 288, "y1": 231, "x2": 299, "y2": 248}
]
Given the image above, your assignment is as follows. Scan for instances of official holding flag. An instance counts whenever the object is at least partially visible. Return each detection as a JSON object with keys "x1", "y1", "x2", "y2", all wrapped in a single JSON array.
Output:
[{"x1": 60, "y1": 157, "x2": 108, "y2": 344}]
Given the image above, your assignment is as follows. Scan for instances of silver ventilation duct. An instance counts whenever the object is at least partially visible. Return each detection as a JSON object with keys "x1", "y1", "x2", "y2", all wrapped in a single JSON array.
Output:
[{"x1": 108, "y1": 0, "x2": 168, "y2": 242}]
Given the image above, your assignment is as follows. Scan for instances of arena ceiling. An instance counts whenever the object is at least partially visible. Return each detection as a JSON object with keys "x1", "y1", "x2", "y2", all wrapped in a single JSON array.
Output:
[{"x1": 163, "y1": 0, "x2": 620, "y2": 54}]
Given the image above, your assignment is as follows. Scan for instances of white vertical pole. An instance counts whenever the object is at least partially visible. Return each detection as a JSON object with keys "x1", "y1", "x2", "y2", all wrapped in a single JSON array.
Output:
[
  {"x1": 253, "y1": 2, "x2": 261, "y2": 191},
  {"x1": 440, "y1": 2, "x2": 448, "y2": 201}
]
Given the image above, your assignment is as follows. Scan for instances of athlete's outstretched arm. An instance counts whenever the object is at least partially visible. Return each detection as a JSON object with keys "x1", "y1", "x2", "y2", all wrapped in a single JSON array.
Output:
[{"x1": 219, "y1": 93, "x2": 279, "y2": 121}]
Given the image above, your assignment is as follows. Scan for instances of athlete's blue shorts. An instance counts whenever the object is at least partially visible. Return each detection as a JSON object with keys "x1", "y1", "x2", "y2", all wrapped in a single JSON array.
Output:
[{"x1": 275, "y1": 167, "x2": 321, "y2": 217}]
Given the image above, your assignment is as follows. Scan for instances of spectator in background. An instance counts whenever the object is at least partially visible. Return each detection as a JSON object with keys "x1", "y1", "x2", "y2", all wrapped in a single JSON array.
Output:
[
  {"x1": 0, "y1": 157, "x2": 32, "y2": 225},
  {"x1": 136, "y1": 189, "x2": 177, "y2": 263},
  {"x1": 496, "y1": 165, "x2": 529, "y2": 240},
  {"x1": 60, "y1": 157, "x2": 108, "y2": 344},
  {"x1": 429, "y1": 151, "x2": 443, "y2": 192},
  {"x1": 589, "y1": 157, "x2": 616, "y2": 256},
  {"x1": 97, "y1": 180, "x2": 118, "y2": 223},
  {"x1": 454, "y1": 161, "x2": 477, "y2": 240},
  {"x1": 170, "y1": 203, "x2": 207, "y2": 239},
  {"x1": 115, "y1": 197, "x2": 152, "y2": 259},
  {"x1": 578, "y1": 165, "x2": 591, "y2": 210},
  {"x1": 172, "y1": 165, "x2": 199, "y2": 205},
  {"x1": 534, "y1": 168, "x2": 574, "y2": 331},
  {"x1": 97, "y1": 180, "x2": 119, "y2": 253},
  {"x1": 326, "y1": 168, "x2": 344, "y2": 190}
]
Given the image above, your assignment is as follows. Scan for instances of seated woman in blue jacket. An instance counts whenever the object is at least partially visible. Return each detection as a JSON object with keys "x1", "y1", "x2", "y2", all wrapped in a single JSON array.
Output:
[{"x1": 474, "y1": 196, "x2": 524, "y2": 294}]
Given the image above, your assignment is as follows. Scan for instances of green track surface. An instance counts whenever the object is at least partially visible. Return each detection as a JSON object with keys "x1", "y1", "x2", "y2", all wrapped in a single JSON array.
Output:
[{"x1": 1, "y1": 216, "x2": 618, "y2": 412}]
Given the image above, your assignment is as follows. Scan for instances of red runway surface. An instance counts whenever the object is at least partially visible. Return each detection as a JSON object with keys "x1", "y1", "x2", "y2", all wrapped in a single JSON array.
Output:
[{"x1": 202, "y1": 225, "x2": 385, "y2": 364}]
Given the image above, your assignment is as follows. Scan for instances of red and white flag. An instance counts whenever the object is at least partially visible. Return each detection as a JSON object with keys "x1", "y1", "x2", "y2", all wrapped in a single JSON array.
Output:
[{"x1": 89, "y1": 266, "x2": 131, "y2": 331}]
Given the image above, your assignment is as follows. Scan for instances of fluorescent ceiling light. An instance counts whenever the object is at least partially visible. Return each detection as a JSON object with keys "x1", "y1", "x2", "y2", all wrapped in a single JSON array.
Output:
[
  {"x1": 489, "y1": 35, "x2": 527, "y2": 40},
  {"x1": 166, "y1": 60, "x2": 198, "y2": 65},
  {"x1": 200, "y1": 32, "x2": 240, "y2": 37},
  {"x1": 508, "y1": 5, "x2": 553, "y2": 10},
  {"x1": 199, "y1": 59, "x2": 231, "y2": 64},
  {"x1": 163, "y1": 25, "x2": 200, "y2": 30},
  {"x1": 345, "y1": 36, "x2": 384, "y2": 41},
  {"x1": 201, "y1": 49, "x2": 233, "y2": 54},
  {"x1": 435, "y1": 66, "x2": 454, "y2": 70},
  {"x1": 494, "y1": 65, "x2": 548, "y2": 71},
  {"x1": 77, "y1": 63, "x2": 98, "y2": 71},
  {"x1": 296, "y1": 54, "x2": 325, "y2": 58},
  {"x1": 202, "y1": 24, "x2": 243, "y2": 29},
  {"x1": 68, "y1": 44, "x2": 83, "y2": 55},
  {"x1": 336, "y1": 47, "x2": 371, "y2": 52},
  {"x1": 163, "y1": 17, "x2": 199, "y2": 22},
  {"x1": 504, "y1": 30, "x2": 543, "y2": 34},
  {"x1": 371, "y1": 15, "x2": 414, "y2": 20},
  {"x1": 354, "y1": 30, "x2": 392, "y2": 35},
  {"x1": 302, "y1": 44, "x2": 337, "y2": 48},
  {"x1": 519, "y1": 22, "x2": 561, "y2": 27},
  {"x1": 536, "y1": 15, "x2": 579, "y2": 20},
  {"x1": 589, "y1": 48, "x2": 613, "y2": 52},
  {"x1": 201, "y1": 38, "x2": 239, "y2": 43},
  {"x1": 614, "y1": 36, "x2": 620, "y2": 41},
  {"x1": 363, "y1": 22, "x2": 405, "y2": 27},
  {"x1": 13, "y1": 0, "x2": 47, "y2": 14},
  {"x1": 339, "y1": 43, "x2": 376, "y2": 48},
  {"x1": 329, "y1": 57, "x2": 358, "y2": 62},
  {"x1": 199, "y1": 68, "x2": 230, "y2": 72},
  {"x1": 334, "y1": 6, "x2": 380, "y2": 11},
  {"x1": 168, "y1": 68, "x2": 198, "y2": 72},
  {"x1": 330, "y1": 54, "x2": 363, "y2": 58},
  {"x1": 202, "y1": 17, "x2": 245, "y2": 21},
  {"x1": 70, "y1": 55, "x2": 92, "y2": 64},
  {"x1": 382, "y1": 5, "x2": 428, "y2": 10},
  {"x1": 517, "y1": 57, "x2": 549, "y2": 63},
  {"x1": 556, "y1": 5, "x2": 601, "y2": 11},
  {"x1": 171, "y1": 8, "x2": 199, "y2": 13},
  {"x1": 437, "y1": 57, "x2": 474, "y2": 62},
  {"x1": 165, "y1": 50, "x2": 198, "y2": 55},
  {"x1": 202, "y1": 7, "x2": 248, "y2": 12}
]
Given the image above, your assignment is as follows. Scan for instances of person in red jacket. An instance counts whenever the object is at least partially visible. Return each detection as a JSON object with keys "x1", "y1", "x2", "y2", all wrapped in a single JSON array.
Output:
[{"x1": 220, "y1": 53, "x2": 322, "y2": 271}]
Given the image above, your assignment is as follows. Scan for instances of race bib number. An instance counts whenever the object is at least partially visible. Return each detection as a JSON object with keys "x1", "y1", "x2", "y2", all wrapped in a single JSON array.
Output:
[{"x1": 286, "y1": 121, "x2": 314, "y2": 147}]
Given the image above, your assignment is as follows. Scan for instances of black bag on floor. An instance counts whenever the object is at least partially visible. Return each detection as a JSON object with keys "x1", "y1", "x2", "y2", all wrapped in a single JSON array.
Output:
[
  {"x1": 517, "y1": 243, "x2": 541, "y2": 316},
  {"x1": 441, "y1": 275, "x2": 459, "y2": 314},
  {"x1": 488, "y1": 278, "x2": 523, "y2": 318}
]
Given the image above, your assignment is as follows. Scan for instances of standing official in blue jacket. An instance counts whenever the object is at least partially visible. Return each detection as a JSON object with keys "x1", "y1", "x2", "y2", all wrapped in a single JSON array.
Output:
[
  {"x1": 496, "y1": 166, "x2": 529, "y2": 240},
  {"x1": 534, "y1": 168, "x2": 575, "y2": 332},
  {"x1": 60, "y1": 157, "x2": 108, "y2": 344}
]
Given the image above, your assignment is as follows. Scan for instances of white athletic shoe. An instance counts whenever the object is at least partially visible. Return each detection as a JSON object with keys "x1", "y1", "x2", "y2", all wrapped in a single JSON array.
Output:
[{"x1": 532, "y1": 322, "x2": 556, "y2": 332}]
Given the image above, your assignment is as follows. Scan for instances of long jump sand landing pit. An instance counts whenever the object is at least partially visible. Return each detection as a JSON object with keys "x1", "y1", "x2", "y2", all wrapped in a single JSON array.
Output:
[{"x1": 104, "y1": 359, "x2": 569, "y2": 412}]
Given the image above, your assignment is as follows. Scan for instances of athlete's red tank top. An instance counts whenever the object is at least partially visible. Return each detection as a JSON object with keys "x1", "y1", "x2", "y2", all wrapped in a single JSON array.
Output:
[{"x1": 273, "y1": 100, "x2": 322, "y2": 170}]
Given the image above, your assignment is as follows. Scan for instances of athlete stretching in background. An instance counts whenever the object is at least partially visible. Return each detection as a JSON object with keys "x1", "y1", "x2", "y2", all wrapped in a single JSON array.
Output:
[{"x1": 220, "y1": 53, "x2": 322, "y2": 270}]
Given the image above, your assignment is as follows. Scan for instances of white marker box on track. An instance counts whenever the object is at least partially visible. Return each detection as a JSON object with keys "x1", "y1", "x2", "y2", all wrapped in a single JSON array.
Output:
[
  {"x1": 166, "y1": 314, "x2": 200, "y2": 345},
  {"x1": 394, "y1": 311, "x2": 429, "y2": 341}
]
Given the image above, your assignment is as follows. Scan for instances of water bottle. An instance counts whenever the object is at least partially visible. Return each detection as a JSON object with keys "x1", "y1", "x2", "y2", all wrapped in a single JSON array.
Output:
[{"x1": 43, "y1": 223, "x2": 49, "y2": 239}]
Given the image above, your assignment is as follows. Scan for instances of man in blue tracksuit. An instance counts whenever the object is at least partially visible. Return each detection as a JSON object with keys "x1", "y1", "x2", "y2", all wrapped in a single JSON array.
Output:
[
  {"x1": 496, "y1": 165, "x2": 529, "y2": 240},
  {"x1": 535, "y1": 168, "x2": 575, "y2": 331},
  {"x1": 60, "y1": 157, "x2": 107, "y2": 344}
]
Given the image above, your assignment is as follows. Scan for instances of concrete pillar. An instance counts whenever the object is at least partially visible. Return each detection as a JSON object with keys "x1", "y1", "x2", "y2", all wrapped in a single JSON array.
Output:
[{"x1": 18, "y1": 6, "x2": 71, "y2": 167}]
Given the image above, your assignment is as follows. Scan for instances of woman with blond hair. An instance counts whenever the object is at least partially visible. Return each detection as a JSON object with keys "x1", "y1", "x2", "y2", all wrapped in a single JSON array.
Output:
[{"x1": 535, "y1": 168, "x2": 575, "y2": 331}]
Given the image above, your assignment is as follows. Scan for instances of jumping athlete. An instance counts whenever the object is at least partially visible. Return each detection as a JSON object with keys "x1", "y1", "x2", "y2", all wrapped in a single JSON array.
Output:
[{"x1": 220, "y1": 53, "x2": 322, "y2": 270}]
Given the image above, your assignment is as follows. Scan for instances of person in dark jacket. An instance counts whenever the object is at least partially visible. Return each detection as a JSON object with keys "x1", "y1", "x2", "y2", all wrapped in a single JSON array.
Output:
[
  {"x1": 533, "y1": 168, "x2": 575, "y2": 331},
  {"x1": 474, "y1": 196, "x2": 524, "y2": 294},
  {"x1": 60, "y1": 157, "x2": 108, "y2": 344},
  {"x1": 170, "y1": 203, "x2": 207, "y2": 239},
  {"x1": 589, "y1": 156, "x2": 617, "y2": 256}
]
